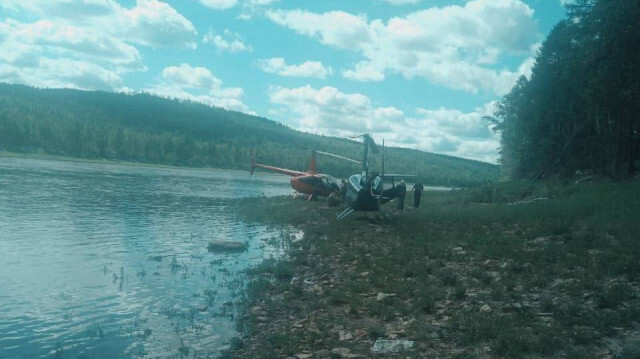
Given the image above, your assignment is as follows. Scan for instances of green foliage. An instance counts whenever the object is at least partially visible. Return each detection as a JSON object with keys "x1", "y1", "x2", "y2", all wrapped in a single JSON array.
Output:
[
  {"x1": 491, "y1": 0, "x2": 640, "y2": 179},
  {"x1": 0, "y1": 83, "x2": 498, "y2": 187}
]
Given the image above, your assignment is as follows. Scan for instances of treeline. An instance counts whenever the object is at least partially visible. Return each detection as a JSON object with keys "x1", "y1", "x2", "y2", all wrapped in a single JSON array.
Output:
[
  {"x1": 491, "y1": 0, "x2": 639, "y2": 180},
  {"x1": 0, "y1": 83, "x2": 498, "y2": 187}
]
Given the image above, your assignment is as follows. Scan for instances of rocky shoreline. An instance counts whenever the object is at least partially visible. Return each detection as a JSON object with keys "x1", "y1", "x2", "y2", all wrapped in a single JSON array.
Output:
[{"x1": 226, "y1": 183, "x2": 640, "y2": 358}]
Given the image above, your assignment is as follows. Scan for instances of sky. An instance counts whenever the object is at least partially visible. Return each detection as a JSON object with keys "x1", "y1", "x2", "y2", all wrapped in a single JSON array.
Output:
[{"x1": 0, "y1": 0, "x2": 567, "y2": 163}]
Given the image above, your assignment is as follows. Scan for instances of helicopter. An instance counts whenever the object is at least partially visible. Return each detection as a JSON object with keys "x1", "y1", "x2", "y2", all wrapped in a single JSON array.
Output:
[
  {"x1": 250, "y1": 150, "x2": 358, "y2": 199},
  {"x1": 336, "y1": 134, "x2": 413, "y2": 221}
]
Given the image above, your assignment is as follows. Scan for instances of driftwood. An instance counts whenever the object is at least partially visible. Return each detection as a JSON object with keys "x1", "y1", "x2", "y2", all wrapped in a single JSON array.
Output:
[{"x1": 507, "y1": 197, "x2": 549, "y2": 205}]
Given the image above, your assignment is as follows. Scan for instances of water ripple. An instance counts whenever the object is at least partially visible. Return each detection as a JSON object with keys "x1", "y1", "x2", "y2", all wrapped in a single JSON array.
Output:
[{"x1": 0, "y1": 157, "x2": 297, "y2": 358}]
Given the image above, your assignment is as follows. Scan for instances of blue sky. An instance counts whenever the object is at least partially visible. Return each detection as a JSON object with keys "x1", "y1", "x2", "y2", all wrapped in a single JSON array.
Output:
[{"x1": 0, "y1": 0, "x2": 566, "y2": 163}]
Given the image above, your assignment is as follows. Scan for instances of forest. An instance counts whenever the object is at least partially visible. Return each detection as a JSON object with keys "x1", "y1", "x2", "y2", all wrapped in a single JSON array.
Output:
[
  {"x1": 490, "y1": 0, "x2": 639, "y2": 180},
  {"x1": 0, "y1": 83, "x2": 498, "y2": 187}
]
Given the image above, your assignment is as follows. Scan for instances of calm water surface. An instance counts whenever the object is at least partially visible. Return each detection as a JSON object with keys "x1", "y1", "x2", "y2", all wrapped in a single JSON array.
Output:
[{"x1": 0, "y1": 157, "x2": 297, "y2": 358}]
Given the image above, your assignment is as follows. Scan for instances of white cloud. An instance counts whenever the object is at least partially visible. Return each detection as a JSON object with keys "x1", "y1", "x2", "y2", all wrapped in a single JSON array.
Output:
[
  {"x1": 0, "y1": 0, "x2": 120, "y2": 19},
  {"x1": 342, "y1": 62, "x2": 385, "y2": 82},
  {"x1": 4, "y1": 19, "x2": 144, "y2": 71},
  {"x1": 258, "y1": 58, "x2": 332, "y2": 78},
  {"x1": 269, "y1": 85, "x2": 380, "y2": 134},
  {"x1": 0, "y1": 0, "x2": 197, "y2": 91},
  {"x1": 199, "y1": 0, "x2": 238, "y2": 10},
  {"x1": 203, "y1": 29, "x2": 252, "y2": 53},
  {"x1": 147, "y1": 63, "x2": 250, "y2": 113},
  {"x1": 122, "y1": 0, "x2": 197, "y2": 49},
  {"x1": 0, "y1": 58, "x2": 123, "y2": 91},
  {"x1": 266, "y1": 10, "x2": 372, "y2": 50},
  {"x1": 269, "y1": 84, "x2": 499, "y2": 162},
  {"x1": 382, "y1": 0, "x2": 420, "y2": 4},
  {"x1": 0, "y1": 18, "x2": 141, "y2": 90},
  {"x1": 266, "y1": 0, "x2": 540, "y2": 94},
  {"x1": 397, "y1": 102, "x2": 499, "y2": 162},
  {"x1": 198, "y1": 0, "x2": 279, "y2": 18},
  {"x1": 1, "y1": 0, "x2": 197, "y2": 48}
]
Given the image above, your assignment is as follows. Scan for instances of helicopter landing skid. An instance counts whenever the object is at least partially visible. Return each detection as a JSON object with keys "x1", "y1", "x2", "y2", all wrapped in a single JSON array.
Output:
[
  {"x1": 377, "y1": 209, "x2": 391, "y2": 222},
  {"x1": 336, "y1": 207, "x2": 391, "y2": 222},
  {"x1": 336, "y1": 207, "x2": 354, "y2": 220}
]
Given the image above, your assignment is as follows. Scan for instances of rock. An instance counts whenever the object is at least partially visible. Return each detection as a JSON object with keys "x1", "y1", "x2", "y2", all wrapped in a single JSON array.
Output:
[
  {"x1": 250, "y1": 306, "x2": 263, "y2": 313},
  {"x1": 338, "y1": 330, "x2": 353, "y2": 341},
  {"x1": 207, "y1": 241, "x2": 247, "y2": 252},
  {"x1": 480, "y1": 304, "x2": 492, "y2": 313},
  {"x1": 360, "y1": 272, "x2": 370, "y2": 277},
  {"x1": 315, "y1": 349, "x2": 331, "y2": 358},
  {"x1": 503, "y1": 303, "x2": 522, "y2": 312},
  {"x1": 331, "y1": 348, "x2": 351, "y2": 357},
  {"x1": 372, "y1": 339, "x2": 414, "y2": 353},
  {"x1": 376, "y1": 292, "x2": 396, "y2": 301},
  {"x1": 531, "y1": 236, "x2": 548, "y2": 245},
  {"x1": 295, "y1": 354, "x2": 313, "y2": 359},
  {"x1": 256, "y1": 316, "x2": 268, "y2": 322}
]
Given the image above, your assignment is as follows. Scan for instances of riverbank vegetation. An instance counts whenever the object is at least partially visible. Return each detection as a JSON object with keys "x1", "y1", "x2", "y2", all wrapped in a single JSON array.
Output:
[
  {"x1": 0, "y1": 83, "x2": 497, "y2": 188},
  {"x1": 228, "y1": 179, "x2": 640, "y2": 358},
  {"x1": 489, "y1": 0, "x2": 640, "y2": 180}
]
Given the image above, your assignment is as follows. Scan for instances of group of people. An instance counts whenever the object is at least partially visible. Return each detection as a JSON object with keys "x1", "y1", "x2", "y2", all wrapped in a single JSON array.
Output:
[
  {"x1": 394, "y1": 180, "x2": 424, "y2": 212},
  {"x1": 325, "y1": 178, "x2": 425, "y2": 211}
]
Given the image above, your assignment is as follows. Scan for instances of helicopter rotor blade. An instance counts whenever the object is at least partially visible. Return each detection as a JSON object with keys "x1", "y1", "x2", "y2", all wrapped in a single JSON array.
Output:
[{"x1": 314, "y1": 150, "x2": 361, "y2": 164}]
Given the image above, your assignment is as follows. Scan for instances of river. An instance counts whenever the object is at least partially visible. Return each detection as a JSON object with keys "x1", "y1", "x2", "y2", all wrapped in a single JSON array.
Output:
[{"x1": 0, "y1": 157, "x2": 298, "y2": 358}]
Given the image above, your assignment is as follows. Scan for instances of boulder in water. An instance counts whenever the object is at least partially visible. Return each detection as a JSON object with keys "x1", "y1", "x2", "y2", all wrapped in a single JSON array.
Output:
[{"x1": 207, "y1": 240, "x2": 247, "y2": 252}]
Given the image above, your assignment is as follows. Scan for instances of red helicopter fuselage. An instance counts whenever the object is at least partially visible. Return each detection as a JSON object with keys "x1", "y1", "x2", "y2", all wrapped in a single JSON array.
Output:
[{"x1": 250, "y1": 154, "x2": 340, "y2": 196}]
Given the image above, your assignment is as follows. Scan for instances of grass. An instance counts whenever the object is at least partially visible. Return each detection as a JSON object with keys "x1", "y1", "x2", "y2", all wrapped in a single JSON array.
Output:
[{"x1": 227, "y1": 179, "x2": 640, "y2": 358}]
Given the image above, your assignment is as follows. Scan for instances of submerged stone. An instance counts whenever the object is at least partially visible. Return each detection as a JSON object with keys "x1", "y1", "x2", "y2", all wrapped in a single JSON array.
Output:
[{"x1": 207, "y1": 240, "x2": 247, "y2": 252}]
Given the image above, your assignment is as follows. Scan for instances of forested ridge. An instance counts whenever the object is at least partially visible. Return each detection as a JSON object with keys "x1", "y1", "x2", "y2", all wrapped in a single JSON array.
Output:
[
  {"x1": 491, "y1": 0, "x2": 640, "y2": 180},
  {"x1": 0, "y1": 83, "x2": 498, "y2": 187}
]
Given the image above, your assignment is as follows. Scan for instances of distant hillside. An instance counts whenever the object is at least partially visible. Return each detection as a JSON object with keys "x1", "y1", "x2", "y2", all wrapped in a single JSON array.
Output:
[{"x1": 0, "y1": 83, "x2": 498, "y2": 187}]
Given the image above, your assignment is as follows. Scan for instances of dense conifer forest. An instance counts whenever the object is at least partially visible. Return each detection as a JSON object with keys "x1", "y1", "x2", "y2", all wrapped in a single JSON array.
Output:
[
  {"x1": 0, "y1": 83, "x2": 498, "y2": 187},
  {"x1": 490, "y1": 0, "x2": 640, "y2": 180}
]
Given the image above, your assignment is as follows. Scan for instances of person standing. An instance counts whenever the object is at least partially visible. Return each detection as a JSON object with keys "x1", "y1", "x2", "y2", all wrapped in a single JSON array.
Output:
[
  {"x1": 340, "y1": 179, "x2": 348, "y2": 202},
  {"x1": 327, "y1": 189, "x2": 341, "y2": 207},
  {"x1": 412, "y1": 181, "x2": 424, "y2": 208},
  {"x1": 396, "y1": 180, "x2": 407, "y2": 211}
]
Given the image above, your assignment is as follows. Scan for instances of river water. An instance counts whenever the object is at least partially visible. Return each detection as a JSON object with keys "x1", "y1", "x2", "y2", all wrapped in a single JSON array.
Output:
[{"x1": 0, "y1": 157, "x2": 297, "y2": 359}]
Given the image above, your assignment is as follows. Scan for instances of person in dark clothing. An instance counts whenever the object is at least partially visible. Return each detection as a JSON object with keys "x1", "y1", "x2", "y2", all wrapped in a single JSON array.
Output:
[
  {"x1": 327, "y1": 189, "x2": 341, "y2": 207},
  {"x1": 396, "y1": 180, "x2": 407, "y2": 211},
  {"x1": 340, "y1": 179, "x2": 348, "y2": 202},
  {"x1": 412, "y1": 181, "x2": 424, "y2": 208},
  {"x1": 309, "y1": 186, "x2": 319, "y2": 201}
]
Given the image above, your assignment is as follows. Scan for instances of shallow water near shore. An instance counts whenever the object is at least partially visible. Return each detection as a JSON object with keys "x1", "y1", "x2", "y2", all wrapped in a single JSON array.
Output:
[{"x1": 0, "y1": 157, "x2": 298, "y2": 358}]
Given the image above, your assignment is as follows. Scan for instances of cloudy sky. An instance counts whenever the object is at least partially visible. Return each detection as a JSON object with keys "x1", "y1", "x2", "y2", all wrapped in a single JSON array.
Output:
[{"x1": 0, "y1": 0, "x2": 566, "y2": 163}]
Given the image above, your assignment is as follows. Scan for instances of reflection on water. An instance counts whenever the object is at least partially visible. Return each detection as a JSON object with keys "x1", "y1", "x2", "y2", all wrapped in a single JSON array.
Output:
[{"x1": 0, "y1": 157, "x2": 298, "y2": 358}]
